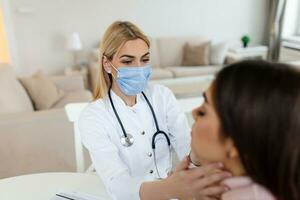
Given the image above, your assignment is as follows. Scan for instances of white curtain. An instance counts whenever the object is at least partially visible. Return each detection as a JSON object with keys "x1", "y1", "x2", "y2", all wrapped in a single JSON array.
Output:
[{"x1": 267, "y1": 0, "x2": 287, "y2": 61}]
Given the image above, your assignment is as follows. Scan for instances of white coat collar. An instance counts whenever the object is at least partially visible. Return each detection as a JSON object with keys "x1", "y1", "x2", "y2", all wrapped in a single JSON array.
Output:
[{"x1": 109, "y1": 89, "x2": 143, "y2": 110}]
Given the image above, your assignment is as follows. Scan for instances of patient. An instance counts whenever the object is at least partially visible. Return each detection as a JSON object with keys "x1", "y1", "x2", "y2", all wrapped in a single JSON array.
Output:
[{"x1": 190, "y1": 60, "x2": 300, "y2": 200}]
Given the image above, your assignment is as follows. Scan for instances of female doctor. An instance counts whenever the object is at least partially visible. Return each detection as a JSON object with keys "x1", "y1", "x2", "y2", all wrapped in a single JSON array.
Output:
[{"x1": 79, "y1": 21, "x2": 231, "y2": 200}]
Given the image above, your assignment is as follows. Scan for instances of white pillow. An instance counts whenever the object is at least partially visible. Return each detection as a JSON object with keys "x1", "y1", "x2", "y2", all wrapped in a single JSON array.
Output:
[{"x1": 210, "y1": 42, "x2": 229, "y2": 65}]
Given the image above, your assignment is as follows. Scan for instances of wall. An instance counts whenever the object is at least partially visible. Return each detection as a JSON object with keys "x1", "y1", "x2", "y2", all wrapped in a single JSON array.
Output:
[{"x1": 7, "y1": 0, "x2": 268, "y2": 75}]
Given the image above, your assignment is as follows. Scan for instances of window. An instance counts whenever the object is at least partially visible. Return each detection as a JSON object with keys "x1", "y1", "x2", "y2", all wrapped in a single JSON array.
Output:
[{"x1": 297, "y1": 5, "x2": 300, "y2": 35}]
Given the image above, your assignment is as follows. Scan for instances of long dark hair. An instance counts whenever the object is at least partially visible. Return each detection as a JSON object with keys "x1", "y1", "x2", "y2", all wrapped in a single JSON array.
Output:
[{"x1": 212, "y1": 60, "x2": 300, "y2": 200}]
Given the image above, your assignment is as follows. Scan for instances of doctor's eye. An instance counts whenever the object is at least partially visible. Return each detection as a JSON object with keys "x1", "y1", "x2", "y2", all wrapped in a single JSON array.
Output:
[
  {"x1": 142, "y1": 58, "x2": 150, "y2": 63},
  {"x1": 121, "y1": 60, "x2": 133, "y2": 64}
]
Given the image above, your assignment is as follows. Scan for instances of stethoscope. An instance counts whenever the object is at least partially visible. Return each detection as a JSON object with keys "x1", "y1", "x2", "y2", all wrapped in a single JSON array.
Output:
[{"x1": 108, "y1": 88, "x2": 172, "y2": 179}]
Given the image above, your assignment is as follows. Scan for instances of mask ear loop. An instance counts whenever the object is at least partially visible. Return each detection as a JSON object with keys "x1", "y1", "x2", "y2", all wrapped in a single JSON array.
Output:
[
  {"x1": 103, "y1": 55, "x2": 117, "y2": 88},
  {"x1": 108, "y1": 62, "x2": 119, "y2": 80},
  {"x1": 104, "y1": 59, "x2": 113, "y2": 88}
]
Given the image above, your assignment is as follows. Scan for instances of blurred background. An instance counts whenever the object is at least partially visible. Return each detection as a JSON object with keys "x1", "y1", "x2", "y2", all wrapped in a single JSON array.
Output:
[{"x1": 0, "y1": 0, "x2": 299, "y2": 180}]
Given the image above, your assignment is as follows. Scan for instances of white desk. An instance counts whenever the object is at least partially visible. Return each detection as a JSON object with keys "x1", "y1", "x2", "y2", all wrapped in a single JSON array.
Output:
[{"x1": 0, "y1": 173, "x2": 111, "y2": 200}]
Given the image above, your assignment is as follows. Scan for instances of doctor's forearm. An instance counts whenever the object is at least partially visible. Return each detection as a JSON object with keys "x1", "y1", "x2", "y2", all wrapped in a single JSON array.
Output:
[{"x1": 140, "y1": 179, "x2": 174, "y2": 200}]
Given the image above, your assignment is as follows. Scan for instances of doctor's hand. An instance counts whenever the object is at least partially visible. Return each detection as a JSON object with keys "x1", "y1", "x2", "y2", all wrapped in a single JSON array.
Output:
[
  {"x1": 165, "y1": 156, "x2": 231, "y2": 200},
  {"x1": 139, "y1": 156, "x2": 230, "y2": 200}
]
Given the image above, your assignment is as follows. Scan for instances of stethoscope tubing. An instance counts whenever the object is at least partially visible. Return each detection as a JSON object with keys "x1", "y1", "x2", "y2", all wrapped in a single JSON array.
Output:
[
  {"x1": 108, "y1": 88, "x2": 172, "y2": 178},
  {"x1": 108, "y1": 88, "x2": 171, "y2": 149}
]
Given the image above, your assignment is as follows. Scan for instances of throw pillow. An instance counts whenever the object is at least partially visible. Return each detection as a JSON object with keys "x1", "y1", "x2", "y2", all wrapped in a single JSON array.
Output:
[
  {"x1": 210, "y1": 42, "x2": 228, "y2": 65},
  {"x1": 181, "y1": 42, "x2": 211, "y2": 66},
  {"x1": 20, "y1": 71, "x2": 64, "y2": 110}
]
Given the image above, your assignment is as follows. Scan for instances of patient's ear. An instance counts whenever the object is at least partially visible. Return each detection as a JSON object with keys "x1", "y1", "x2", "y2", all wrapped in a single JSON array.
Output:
[{"x1": 225, "y1": 138, "x2": 239, "y2": 159}]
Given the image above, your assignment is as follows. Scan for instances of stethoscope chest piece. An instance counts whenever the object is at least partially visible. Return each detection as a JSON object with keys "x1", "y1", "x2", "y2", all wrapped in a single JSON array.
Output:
[{"x1": 120, "y1": 133, "x2": 134, "y2": 147}]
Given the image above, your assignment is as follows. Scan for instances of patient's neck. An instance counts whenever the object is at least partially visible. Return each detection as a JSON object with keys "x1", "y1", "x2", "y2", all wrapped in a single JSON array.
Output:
[{"x1": 224, "y1": 158, "x2": 246, "y2": 176}]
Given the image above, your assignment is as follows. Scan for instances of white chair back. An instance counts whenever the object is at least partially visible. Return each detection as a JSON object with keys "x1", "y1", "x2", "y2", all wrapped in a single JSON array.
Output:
[{"x1": 65, "y1": 103, "x2": 89, "y2": 173}]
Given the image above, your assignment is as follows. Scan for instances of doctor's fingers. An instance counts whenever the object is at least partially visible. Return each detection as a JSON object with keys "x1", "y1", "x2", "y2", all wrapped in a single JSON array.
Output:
[
  {"x1": 194, "y1": 171, "x2": 232, "y2": 189},
  {"x1": 175, "y1": 156, "x2": 190, "y2": 172},
  {"x1": 186, "y1": 163, "x2": 225, "y2": 179}
]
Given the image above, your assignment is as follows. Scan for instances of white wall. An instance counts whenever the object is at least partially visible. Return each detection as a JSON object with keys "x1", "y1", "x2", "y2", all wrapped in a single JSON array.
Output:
[{"x1": 7, "y1": 0, "x2": 268, "y2": 75}]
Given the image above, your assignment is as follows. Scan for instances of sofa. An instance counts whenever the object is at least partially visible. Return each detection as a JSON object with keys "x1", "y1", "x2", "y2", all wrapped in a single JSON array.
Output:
[
  {"x1": 88, "y1": 36, "x2": 228, "y2": 96},
  {"x1": 0, "y1": 64, "x2": 93, "y2": 178}
]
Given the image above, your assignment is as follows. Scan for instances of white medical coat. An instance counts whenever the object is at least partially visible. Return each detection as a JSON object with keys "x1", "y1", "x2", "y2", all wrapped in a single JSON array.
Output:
[{"x1": 79, "y1": 84, "x2": 191, "y2": 200}]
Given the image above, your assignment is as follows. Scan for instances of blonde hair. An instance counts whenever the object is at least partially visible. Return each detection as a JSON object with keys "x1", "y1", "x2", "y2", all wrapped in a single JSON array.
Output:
[{"x1": 94, "y1": 21, "x2": 150, "y2": 100}]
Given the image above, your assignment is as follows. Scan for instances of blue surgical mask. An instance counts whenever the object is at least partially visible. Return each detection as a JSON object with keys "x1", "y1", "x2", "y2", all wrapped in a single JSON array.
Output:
[{"x1": 110, "y1": 63, "x2": 152, "y2": 96}]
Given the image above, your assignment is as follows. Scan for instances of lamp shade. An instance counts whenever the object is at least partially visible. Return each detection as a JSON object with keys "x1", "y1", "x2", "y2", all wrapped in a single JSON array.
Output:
[{"x1": 68, "y1": 32, "x2": 82, "y2": 50}]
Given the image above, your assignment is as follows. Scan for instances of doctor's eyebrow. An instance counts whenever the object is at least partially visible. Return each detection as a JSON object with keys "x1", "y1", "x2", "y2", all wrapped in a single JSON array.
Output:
[
  {"x1": 202, "y1": 92, "x2": 209, "y2": 104},
  {"x1": 119, "y1": 54, "x2": 134, "y2": 59},
  {"x1": 141, "y1": 52, "x2": 150, "y2": 57},
  {"x1": 119, "y1": 52, "x2": 150, "y2": 59}
]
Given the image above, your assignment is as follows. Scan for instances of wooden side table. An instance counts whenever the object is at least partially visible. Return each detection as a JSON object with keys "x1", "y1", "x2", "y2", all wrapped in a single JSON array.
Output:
[{"x1": 226, "y1": 45, "x2": 268, "y2": 64}]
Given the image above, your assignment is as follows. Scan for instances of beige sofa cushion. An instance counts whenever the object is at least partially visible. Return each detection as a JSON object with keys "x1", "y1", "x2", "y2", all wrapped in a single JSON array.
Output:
[
  {"x1": 20, "y1": 72, "x2": 65, "y2": 110},
  {"x1": 151, "y1": 76, "x2": 214, "y2": 98},
  {"x1": 165, "y1": 66, "x2": 220, "y2": 78},
  {"x1": 0, "y1": 64, "x2": 34, "y2": 113},
  {"x1": 157, "y1": 37, "x2": 210, "y2": 67},
  {"x1": 50, "y1": 75, "x2": 85, "y2": 92},
  {"x1": 182, "y1": 42, "x2": 210, "y2": 66},
  {"x1": 151, "y1": 68, "x2": 174, "y2": 80},
  {"x1": 52, "y1": 90, "x2": 92, "y2": 109},
  {"x1": 149, "y1": 37, "x2": 160, "y2": 68}
]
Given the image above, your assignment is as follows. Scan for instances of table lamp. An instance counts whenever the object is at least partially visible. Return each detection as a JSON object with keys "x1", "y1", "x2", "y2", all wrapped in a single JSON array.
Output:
[{"x1": 68, "y1": 32, "x2": 82, "y2": 68}]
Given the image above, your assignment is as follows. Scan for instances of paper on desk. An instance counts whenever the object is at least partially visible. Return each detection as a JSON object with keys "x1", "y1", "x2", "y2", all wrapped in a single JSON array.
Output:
[{"x1": 50, "y1": 191, "x2": 102, "y2": 200}]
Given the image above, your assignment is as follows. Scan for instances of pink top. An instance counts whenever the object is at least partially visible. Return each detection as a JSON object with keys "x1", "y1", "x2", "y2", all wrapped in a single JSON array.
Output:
[{"x1": 221, "y1": 176, "x2": 275, "y2": 200}]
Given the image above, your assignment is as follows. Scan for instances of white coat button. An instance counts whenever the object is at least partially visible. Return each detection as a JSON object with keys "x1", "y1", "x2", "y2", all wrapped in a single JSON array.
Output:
[
  {"x1": 147, "y1": 152, "x2": 152, "y2": 157},
  {"x1": 141, "y1": 131, "x2": 145, "y2": 135},
  {"x1": 149, "y1": 170, "x2": 154, "y2": 174}
]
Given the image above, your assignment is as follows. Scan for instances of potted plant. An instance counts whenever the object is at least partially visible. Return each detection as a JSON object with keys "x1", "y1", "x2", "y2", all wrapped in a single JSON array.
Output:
[{"x1": 241, "y1": 35, "x2": 250, "y2": 48}]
